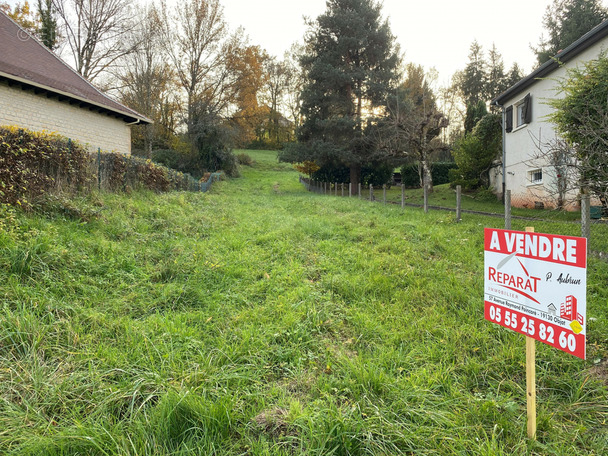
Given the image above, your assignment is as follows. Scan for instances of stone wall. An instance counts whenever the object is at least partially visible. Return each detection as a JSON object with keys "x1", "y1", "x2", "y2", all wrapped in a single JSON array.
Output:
[{"x1": 0, "y1": 80, "x2": 131, "y2": 154}]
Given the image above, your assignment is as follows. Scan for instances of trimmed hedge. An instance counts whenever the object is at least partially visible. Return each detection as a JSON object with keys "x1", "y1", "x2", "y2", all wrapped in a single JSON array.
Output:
[
  {"x1": 0, "y1": 126, "x2": 201, "y2": 208},
  {"x1": 400, "y1": 162, "x2": 457, "y2": 188}
]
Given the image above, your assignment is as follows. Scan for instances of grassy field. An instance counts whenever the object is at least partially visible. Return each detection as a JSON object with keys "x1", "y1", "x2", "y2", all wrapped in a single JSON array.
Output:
[{"x1": 0, "y1": 149, "x2": 607, "y2": 455}]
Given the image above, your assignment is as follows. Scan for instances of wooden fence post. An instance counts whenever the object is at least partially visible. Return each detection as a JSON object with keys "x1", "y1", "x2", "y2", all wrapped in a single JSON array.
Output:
[
  {"x1": 401, "y1": 184, "x2": 405, "y2": 209},
  {"x1": 349, "y1": 183, "x2": 352, "y2": 197},
  {"x1": 383, "y1": 184, "x2": 386, "y2": 204},
  {"x1": 358, "y1": 183, "x2": 361, "y2": 199},
  {"x1": 369, "y1": 184, "x2": 373, "y2": 201},
  {"x1": 335, "y1": 182, "x2": 338, "y2": 196},
  {"x1": 423, "y1": 184, "x2": 429, "y2": 213},
  {"x1": 341, "y1": 183, "x2": 344, "y2": 197}
]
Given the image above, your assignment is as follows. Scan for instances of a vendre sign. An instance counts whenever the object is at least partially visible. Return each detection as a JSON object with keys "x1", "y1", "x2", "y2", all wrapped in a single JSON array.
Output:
[{"x1": 484, "y1": 228, "x2": 587, "y2": 359}]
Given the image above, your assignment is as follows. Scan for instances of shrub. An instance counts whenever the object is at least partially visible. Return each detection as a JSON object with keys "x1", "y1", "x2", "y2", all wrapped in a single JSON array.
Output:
[
  {"x1": 431, "y1": 162, "x2": 458, "y2": 186},
  {"x1": 0, "y1": 126, "x2": 90, "y2": 208},
  {"x1": 237, "y1": 153, "x2": 254, "y2": 166},
  {"x1": 400, "y1": 164, "x2": 420, "y2": 187}
]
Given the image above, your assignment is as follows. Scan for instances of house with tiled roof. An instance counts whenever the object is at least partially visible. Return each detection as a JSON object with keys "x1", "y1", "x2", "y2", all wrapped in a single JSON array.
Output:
[
  {"x1": 490, "y1": 20, "x2": 608, "y2": 210},
  {"x1": 0, "y1": 11, "x2": 150, "y2": 155}
]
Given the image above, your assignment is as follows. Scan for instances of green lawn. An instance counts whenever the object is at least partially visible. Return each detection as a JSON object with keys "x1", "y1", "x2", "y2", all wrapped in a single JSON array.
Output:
[{"x1": 0, "y1": 149, "x2": 607, "y2": 455}]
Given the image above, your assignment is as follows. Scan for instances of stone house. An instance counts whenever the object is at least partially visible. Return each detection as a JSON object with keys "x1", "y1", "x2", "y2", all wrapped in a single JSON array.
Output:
[
  {"x1": 491, "y1": 20, "x2": 608, "y2": 209},
  {"x1": 0, "y1": 11, "x2": 150, "y2": 155}
]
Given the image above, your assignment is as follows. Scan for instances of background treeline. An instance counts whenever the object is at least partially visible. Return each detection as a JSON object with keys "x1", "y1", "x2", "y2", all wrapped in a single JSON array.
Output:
[{"x1": 2, "y1": 0, "x2": 607, "y2": 191}]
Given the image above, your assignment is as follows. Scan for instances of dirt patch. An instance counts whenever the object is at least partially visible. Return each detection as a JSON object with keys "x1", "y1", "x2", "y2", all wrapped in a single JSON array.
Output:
[
  {"x1": 589, "y1": 359, "x2": 608, "y2": 385},
  {"x1": 253, "y1": 407, "x2": 291, "y2": 437}
]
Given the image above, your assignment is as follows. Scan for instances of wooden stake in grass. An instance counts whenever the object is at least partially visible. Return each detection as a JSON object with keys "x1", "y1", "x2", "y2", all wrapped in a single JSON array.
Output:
[{"x1": 525, "y1": 226, "x2": 537, "y2": 440}]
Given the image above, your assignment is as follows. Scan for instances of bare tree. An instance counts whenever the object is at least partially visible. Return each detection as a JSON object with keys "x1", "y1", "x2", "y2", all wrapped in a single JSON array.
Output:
[
  {"x1": 528, "y1": 132, "x2": 578, "y2": 210},
  {"x1": 114, "y1": 4, "x2": 177, "y2": 157},
  {"x1": 160, "y1": 0, "x2": 239, "y2": 134},
  {"x1": 53, "y1": 0, "x2": 139, "y2": 81}
]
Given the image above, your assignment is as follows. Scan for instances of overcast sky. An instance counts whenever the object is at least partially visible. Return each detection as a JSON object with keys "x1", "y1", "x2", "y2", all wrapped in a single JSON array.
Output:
[{"x1": 221, "y1": 0, "x2": 589, "y2": 86}]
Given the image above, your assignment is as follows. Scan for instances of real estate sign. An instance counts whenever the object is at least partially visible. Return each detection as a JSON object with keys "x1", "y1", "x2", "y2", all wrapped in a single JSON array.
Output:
[{"x1": 484, "y1": 228, "x2": 587, "y2": 359}]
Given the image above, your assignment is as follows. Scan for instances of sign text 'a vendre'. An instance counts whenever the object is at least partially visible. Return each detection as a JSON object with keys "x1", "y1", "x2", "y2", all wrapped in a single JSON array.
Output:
[{"x1": 484, "y1": 228, "x2": 587, "y2": 359}]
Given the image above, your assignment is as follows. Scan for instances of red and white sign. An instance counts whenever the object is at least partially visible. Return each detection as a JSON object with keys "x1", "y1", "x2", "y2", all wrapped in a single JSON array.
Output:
[{"x1": 484, "y1": 228, "x2": 587, "y2": 359}]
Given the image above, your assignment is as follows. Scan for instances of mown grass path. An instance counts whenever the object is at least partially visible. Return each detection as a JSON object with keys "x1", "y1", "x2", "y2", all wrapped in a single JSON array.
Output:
[{"x1": 0, "y1": 150, "x2": 607, "y2": 455}]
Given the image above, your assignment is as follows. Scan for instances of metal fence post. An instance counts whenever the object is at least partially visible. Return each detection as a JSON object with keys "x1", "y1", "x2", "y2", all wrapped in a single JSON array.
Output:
[
  {"x1": 505, "y1": 190, "x2": 511, "y2": 230},
  {"x1": 358, "y1": 183, "x2": 361, "y2": 199},
  {"x1": 401, "y1": 184, "x2": 405, "y2": 209},
  {"x1": 97, "y1": 147, "x2": 101, "y2": 190},
  {"x1": 581, "y1": 192, "x2": 591, "y2": 246},
  {"x1": 456, "y1": 185, "x2": 462, "y2": 222},
  {"x1": 383, "y1": 184, "x2": 386, "y2": 204},
  {"x1": 349, "y1": 182, "x2": 352, "y2": 197}
]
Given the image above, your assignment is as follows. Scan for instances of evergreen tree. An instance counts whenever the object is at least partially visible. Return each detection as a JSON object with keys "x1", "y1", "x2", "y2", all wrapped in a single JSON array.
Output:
[
  {"x1": 486, "y1": 44, "x2": 507, "y2": 106},
  {"x1": 461, "y1": 40, "x2": 487, "y2": 106},
  {"x1": 37, "y1": 0, "x2": 57, "y2": 50},
  {"x1": 279, "y1": 0, "x2": 400, "y2": 188},
  {"x1": 534, "y1": 0, "x2": 608, "y2": 65}
]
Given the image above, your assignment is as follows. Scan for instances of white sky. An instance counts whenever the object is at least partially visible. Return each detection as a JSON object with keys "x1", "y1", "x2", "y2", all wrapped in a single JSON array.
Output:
[{"x1": 221, "y1": 0, "x2": 586, "y2": 86}]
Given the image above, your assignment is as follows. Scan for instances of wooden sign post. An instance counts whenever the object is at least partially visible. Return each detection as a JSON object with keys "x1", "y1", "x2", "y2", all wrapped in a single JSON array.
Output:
[{"x1": 525, "y1": 227, "x2": 536, "y2": 440}]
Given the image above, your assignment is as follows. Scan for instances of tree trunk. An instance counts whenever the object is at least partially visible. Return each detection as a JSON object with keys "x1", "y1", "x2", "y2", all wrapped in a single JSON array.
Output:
[
  {"x1": 421, "y1": 159, "x2": 433, "y2": 193},
  {"x1": 350, "y1": 164, "x2": 361, "y2": 190}
]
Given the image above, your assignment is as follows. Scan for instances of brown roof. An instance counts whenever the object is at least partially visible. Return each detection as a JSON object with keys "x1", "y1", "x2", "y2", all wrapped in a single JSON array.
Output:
[{"x1": 0, "y1": 11, "x2": 151, "y2": 124}]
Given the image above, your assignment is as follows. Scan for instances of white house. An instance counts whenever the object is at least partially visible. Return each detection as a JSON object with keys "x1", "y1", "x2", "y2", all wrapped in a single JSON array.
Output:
[
  {"x1": 0, "y1": 11, "x2": 150, "y2": 155},
  {"x1": 491, "y1": 20, "x2": 608, "y2": 210}
]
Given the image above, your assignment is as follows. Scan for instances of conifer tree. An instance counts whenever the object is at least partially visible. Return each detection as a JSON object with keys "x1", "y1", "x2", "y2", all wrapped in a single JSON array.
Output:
[
  {"x1": 279, "y1": 0, "x2": 400, "y2": 188},
  {"x1": 534, "y1": 0, "x2": 608, "y2": 65}
]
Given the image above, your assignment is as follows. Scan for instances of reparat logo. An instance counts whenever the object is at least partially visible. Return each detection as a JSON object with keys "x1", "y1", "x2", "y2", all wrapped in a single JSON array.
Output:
[{"x1": 488, "y1": 253, "x2": 541, "y2": 304}]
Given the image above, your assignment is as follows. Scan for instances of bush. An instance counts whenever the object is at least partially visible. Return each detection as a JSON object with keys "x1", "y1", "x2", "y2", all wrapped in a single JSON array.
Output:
[
  {"x1": 312, "y1": 162, "x2": 394, "y2": 186},
  {"x1": 400, "y1": 164, "x2": 420, "y2": 187},
  {"x1": 431, "y1": 162, "x2": 458, "y2": 186},
  {"x1": 400, "y1": 162, "x2": 456, "y2": 188},
  {"x1": 237, "y1": 153, "x2": 254, "y2": 166},
  {"x1": 0, "y1": 126, "x2": 202, "y2": 208},
  {"x1": 0, "y1": 126, "x2": 90, "y2": 208}
]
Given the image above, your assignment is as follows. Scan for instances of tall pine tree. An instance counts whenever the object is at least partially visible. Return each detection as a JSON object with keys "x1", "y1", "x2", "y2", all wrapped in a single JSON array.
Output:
[
  {"x1": 534, "y1": 0, "x2": 608, "y2": 65},
  {"x1": 279, "y1": 0, "x2": 400, "y2": 187}
]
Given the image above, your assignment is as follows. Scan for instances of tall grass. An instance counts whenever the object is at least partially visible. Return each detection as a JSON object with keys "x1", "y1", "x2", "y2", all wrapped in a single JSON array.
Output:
[{"x1": 0, "y1": 149, "x2": 606, "y2": 454}]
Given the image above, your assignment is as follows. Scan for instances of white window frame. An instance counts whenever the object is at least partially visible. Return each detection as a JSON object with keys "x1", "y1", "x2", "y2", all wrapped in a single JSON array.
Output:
[
  {"x1": 527, "y1": 168, "x2": 543, "y2": 186},
  {"x1": 515, "y1": 99, "x2": 527, "y2": 129}
]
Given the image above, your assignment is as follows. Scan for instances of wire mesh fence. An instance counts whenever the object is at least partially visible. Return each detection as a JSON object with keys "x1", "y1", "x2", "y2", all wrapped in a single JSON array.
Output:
[{"x1": 299, "y1": 176, "x2": 608, "y2": 260}]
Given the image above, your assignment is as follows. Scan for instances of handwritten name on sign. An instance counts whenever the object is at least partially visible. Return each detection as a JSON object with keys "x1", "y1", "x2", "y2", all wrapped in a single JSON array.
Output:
[{"x1": 484, "y1": 228, "x2": 587, "y2": 359}]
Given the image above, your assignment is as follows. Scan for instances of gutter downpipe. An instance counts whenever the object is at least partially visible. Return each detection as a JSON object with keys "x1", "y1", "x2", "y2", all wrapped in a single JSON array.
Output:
[
  {"x1": 125, "y1": 118, "x2": 142, "y2": 126},
  {"x1": 493, "y1": 100, "x2": 506, "y2": 204}
]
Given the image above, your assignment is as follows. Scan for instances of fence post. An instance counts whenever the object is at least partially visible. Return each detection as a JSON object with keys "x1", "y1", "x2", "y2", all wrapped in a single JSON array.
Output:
[
  {"x1": 358, "y1": 183, "x2": 361, "y2": 199},
  {"x1": 369, "y1": 184, "x2": 373, "y2": 201},
  {"x1": 97, "y1": 147, "x2": 101, "y2": 190},
  {"x1": 505, "y1": 190, "x2": 512, "y2": 230},
  {"x1": 383, "y1": 184, "x2": 386, "y2": 204},
  {"x1": 335, "y1": 182, "x2": 338, "y2": 196},
  {"x1": 581, "y1": 192, "x2": 591, "y2": 246},
  {"x1": 349, "y1": 182, "x2": 352, "y2": 197},
  {"x1": 342, "y1": 183, "x2": 344, "y2": 197},
  {"x1": 456, "y1": 185, "x2": 462, "y2": 222},
  {"x1": 401, "y1": 184, "x2": 405, "y2": 209},
  {"x1": 423, "y1": 184, "x2": 428, "y2": 213}
]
